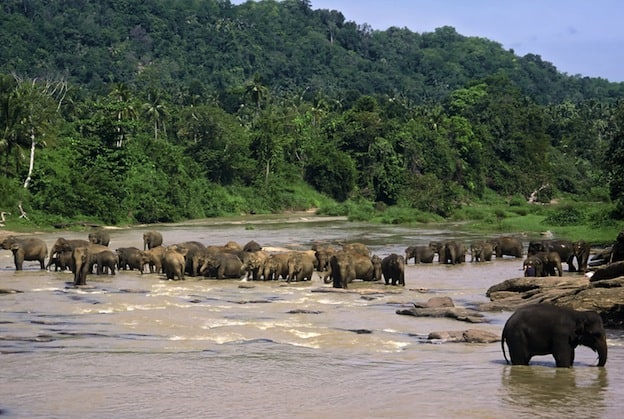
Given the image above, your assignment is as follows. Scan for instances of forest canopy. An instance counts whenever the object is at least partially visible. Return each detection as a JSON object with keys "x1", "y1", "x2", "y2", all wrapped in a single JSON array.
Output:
[{"x1": 1, "y1": 0, "x2": 623, "y2": 226}]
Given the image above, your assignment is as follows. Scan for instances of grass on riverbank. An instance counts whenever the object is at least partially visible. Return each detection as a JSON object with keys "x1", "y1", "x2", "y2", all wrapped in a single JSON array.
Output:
[{"x1": 2, "y1": 191, "x2": 622, "y2": 246}]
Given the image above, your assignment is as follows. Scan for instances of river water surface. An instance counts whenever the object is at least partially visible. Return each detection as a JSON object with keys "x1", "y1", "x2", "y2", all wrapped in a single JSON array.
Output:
[{"x1": 1, "y1": 216, "x2": 622, "y2": 418}]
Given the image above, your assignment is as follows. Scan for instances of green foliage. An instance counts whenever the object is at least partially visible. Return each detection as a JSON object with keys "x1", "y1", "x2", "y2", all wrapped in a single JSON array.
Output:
[{"x1": 0, "y1": 0, "x2": 622, "y2": 229}]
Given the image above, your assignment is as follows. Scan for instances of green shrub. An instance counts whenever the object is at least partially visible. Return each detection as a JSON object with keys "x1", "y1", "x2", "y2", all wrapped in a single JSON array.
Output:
[{"x1": 542, "y1": 204, "x2": 586, "y2": 226}]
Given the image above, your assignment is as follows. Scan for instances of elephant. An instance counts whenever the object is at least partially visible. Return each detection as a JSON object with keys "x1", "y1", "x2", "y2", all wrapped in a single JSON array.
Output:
[
  {"x1": 243, "y1": 240, "x2": 262, "y2": 252},
  {"x1": 609, "y1": 230, "x2": 624, "y2": 263},
  {"x1": 143, "y1": 231, "x2": 163, "y2": 250},
  {"x1": 90, "y1": 249, "x2": 117, "y2": 275},
  {"x1": 313, "y1": 245, "x2": 338, "y2": 272},
  {"x1": 263, "y1": 253, "x2": 291, "y2": 281},
  {"x1": 47, "y1": 238, "x2": 89, "y2": 270},
  {"x1": 489, "y1": 236, "x2": 523, "y2": 258},
  {"x1": 404, "y1": 245, "x2": 434, "y2": 264},
  {"x1": 572, "y1": 240, "x2": 591, "y2": 273},
  {"x1": 528, "y1": 239, "x2": 575, "y2": 272},
  {"x1": 0, "y1": 236, "x2": 47, "y2": 270},
  {"x1": 72, "y1": 246, "x2": 90, "y2": 286},
  {"x1": 162, "y1": 247, "x2": 186, "y2": 280},
  {"x1": 381, "y1": 253, "x2": 405, "y2": 286},
  {"x1": 171, "y1": 241, "x2": 206, "y2": 276},
  {"x1": 200, "y1": 252, "x2": 245, "y2": 279},
  {"x1": 88, "y1": 229, "x2": 110, "y2": 246},
  {"x1": 470, "y1": 241, "x2": 493, "y2": 262},
  {"x1": 241, "y1": 250, "x2": 269, "y2": 280},
  {"x1": 140, "y1": 246, "x2": 166, "y2": 274},
  {"x1": 323, "y1": 252, "x2": 381, "y2": 283},
  {"x1": 342, "y1": 242, "x2": 370, "y2": 257},
  {"x1": 523, "y1": 255, "x2": 544, "y2": 277},
  {"x1": 286, "y1": 251, "x2": 316, "y2": 282},
  {"x1": 501, "y1": 303, "x2": 607, "y2": 367},
  {"x1": 431, "y1": 240, "x2": 465, "y2": 264},
  {"x1": 48, "y1": 249, "x2": 73, "y2": 271},
  {"x1": 329, "y1": 251, "x2": 356, "y2": 289},
  {"x1": 116, "y1": 247, "x2": 143, "y2": 271}
]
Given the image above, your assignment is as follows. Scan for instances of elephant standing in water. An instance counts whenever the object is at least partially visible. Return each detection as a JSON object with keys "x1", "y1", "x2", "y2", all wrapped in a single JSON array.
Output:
[
  {"x1": 404, "y1": 245, "x2": 434, "y2": 264},
  {"x1": 381, "y1": 253, "x2": 405, "y2": 286},
  {"x1": 489, "y1": 236, "x2": 523, "y2": 258},
  {"x1": 0, "y1": 236, "x2": 47, "y2": 270},
  {"x1": 143, "y1": 231, "x2": 163, "y2": 250},
  {"x1": 47, "y1": 238, "x2": 89, "y2": 270},
  {"x1": 88, "y1": 229, "x2": 110, "y2": 246},
  {"x1": 502, "y1": 304, "x2": 607, "y2": 367}
]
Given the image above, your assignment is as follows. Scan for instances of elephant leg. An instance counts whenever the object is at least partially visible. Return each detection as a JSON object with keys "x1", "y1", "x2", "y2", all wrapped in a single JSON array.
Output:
[{"x1": 552, "y1": 342, "x2": 575, "y2": 367}]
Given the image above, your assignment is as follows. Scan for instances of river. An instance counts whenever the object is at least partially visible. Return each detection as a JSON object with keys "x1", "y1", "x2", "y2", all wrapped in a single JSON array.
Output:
[{"x1": 1, "y1": 215, "x2": 622, "y2": 418}]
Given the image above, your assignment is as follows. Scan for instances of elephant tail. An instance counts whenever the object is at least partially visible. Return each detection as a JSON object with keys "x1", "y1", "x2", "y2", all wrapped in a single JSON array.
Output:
[{"x1": 501, "y1": 332, "x2": 510, "y2": 365}]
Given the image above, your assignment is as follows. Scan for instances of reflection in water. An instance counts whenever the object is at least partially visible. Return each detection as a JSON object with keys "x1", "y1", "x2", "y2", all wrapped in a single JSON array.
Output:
[{"x1": 501, "y1": 366, "x2": 608, "y2": 417}]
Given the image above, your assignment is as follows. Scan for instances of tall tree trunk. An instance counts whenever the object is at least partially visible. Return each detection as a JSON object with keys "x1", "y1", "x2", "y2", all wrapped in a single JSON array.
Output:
[{"x1": 23, "y1": 127, "x2": 35, "y2": 188}]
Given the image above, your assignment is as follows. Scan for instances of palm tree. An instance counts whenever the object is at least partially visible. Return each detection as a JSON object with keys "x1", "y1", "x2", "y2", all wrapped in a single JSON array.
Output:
[
  {"x1": 141, "y1": 89, "x2": 168, "y2": 141},
  {"x1": 109, "y1": 82, "x2": 136, "y2": 147}
]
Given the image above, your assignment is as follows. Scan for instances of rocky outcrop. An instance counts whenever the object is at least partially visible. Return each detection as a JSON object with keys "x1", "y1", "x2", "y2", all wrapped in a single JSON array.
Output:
[{"x1": 482, "y1": 273, "x2": 624, "y2": 329}]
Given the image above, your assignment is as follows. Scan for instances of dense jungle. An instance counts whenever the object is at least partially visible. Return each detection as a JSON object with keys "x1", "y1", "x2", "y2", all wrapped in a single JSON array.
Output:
[{"x1": 1, "y1": 0, "x2": 624, "y2": 242}]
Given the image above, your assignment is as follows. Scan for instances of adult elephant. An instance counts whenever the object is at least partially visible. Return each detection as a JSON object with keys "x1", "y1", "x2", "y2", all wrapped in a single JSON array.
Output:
[
  {"x1": 609, "y1": 230, "x2": 624, "y2": 263},
  {"x1": 287, "y1": 251, "x2": 315, "y2": 282},
  {"x1": 143, "y1": 231, "x2": 163, "y2": 250},
  {"x1": 528, "y1": 239, "x2": 575, "y2": 272},
  {"x1": 501, "y1": 304, "x2": 607, "y2": 367},
  {"x1": 572, "y1": 240, "x2": 591, "y2": 273},
  {"x1": 116, "y1": 247, "x2": 143, "y2": 271},
  {"x1": 72, "y1": 246, "x2": 90, "y2": 286},
  {"x1": 171, "y1": 241, "x2": 206, "y2": 277},
  {"x1": 91, "y1": 249, "x2": 117, "y2": 275},
  {"x1": 381, "y1": 253, "x2": 405, "y2": 286},
  {"x1": 342, "y1": 242, "x2": 370, "y2": 257},
  {"x1": 162, "y1": 247, "x2": 186, "y2": 280},
  {"x1": 314, "y1": 245, "x2": 338, "y2": 272},
  {"x1": 243, "y1": 240, "x2": 262, "y2": 253},
  {"x1": 200, "y1": 252, "x2": 244, "y2": 279},
  {"x1": 470, "y1": 241, "x2": 493, "y2": 262},
  {"x1": 263, "y1": 253, "x2": 291, "y2": 281},
  {"x1": 88, "y1": 229, "x2": 110, "y2": 246},
  {"x1": 329, "y1": 251, "x2": 356, "y2": 289},
  {"x1": 434, "y1": 240, "x2": 465, "y2": 265},
  {"x1": 47, "y1": 238, "x2": 90, "y2": 270},
  {"x1": 241, "y1": 250, "x2": 269, "y2": 281},
  {"x1": 404, "y1": 245, "x2": 434, "y2": 264},
  {"x1": 489, "y1": 236, "x2": 523, "y2": 258},
  {"x1": 0, "y1": 236, "x2": 47, "y2": 270},
  {"x1": 324, "y1": 253, "x2": 381, "y2": 283},
  {"x1": 140, "y1": 246, "x2": 166, "y2": 274}
]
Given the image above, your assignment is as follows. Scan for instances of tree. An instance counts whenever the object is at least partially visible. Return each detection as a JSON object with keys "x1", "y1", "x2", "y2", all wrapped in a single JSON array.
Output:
[
  {"x1": 141, "y1": 88, "x2": 168, "y2": 141},
  {"x1": 604, "y1": 102, "x2": 624, "y2": 217},
  {"x1": 9, "y1": 77, "x2": 62, "y2": 189}
]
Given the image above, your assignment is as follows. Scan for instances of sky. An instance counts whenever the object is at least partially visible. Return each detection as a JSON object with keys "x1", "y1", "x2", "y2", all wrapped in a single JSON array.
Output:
[{"x1": 307, "y1": 0, "x2": 624, "y2": 82}]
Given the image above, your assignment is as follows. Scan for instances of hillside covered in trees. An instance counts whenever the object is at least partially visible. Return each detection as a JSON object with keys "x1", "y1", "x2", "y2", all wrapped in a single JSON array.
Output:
[{"x1": 1, "y1": 0, "x2": 623, "y2": 227}]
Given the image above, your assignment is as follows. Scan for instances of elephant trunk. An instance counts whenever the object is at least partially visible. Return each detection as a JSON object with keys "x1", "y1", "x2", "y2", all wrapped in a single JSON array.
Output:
[{"x1": 596, "y1": 337, "x2": 608, "y2": 367}]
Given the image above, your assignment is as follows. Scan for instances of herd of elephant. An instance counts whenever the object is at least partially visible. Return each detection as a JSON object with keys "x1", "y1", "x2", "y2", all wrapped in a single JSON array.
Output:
[
  {"x1": 1, "y1": 230, "x2": 621, "y2": 288},
  {"x1": 0, "y1": 230, "x2": 401, "y2": 288}
]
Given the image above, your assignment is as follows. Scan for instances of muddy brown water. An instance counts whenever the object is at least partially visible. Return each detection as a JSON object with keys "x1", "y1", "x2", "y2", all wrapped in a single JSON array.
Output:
[{"x1": 1, "y1": 215, "x2": 623, "y2": 418}]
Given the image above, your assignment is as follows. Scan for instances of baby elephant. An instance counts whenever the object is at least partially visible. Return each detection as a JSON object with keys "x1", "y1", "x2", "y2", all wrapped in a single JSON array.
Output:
[
  {"x1": 381, "y1": 253, "x2": 405, "y2": 286},
  {"x1": 502, "y1": 304, "x2": 607, "y2": 368}
]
